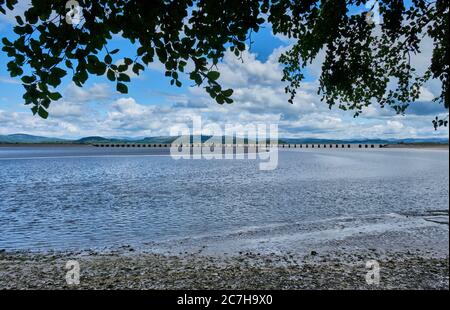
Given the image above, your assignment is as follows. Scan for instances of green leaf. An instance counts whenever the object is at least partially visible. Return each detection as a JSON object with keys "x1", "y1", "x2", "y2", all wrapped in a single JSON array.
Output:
[
  {"x1": 51, "y1": 67, "x2": 67, "y2": 79},
  {"x1": 216, "y1": 96, "x2": 225, "y2": 104},
  {"x1": 21, "y1": 75, "x2": 36, "y2": 84},
  {"x1": 15, "y1": 16, "x2": 24, "y2": 25},
  {"x1": 222, "y1": 89, "x2": 233, "y2": 97},
  {"x1": 190, "y1": 72, "x2": 202, "y2": 85},
  {"x1": 104, "y1": 54, "x2": 112, "y2": 64},
  {"x1": 94, "y1": 62, "x2": 107, "y2": 76},
  {"x1": 65, "y1": 59, "x2": 73, "y2": 69},
  {"x1": 31, "y1": 105, "x2": 38, "y2": 115},
  {"x1": 87, "y1": 55, "x2": 99, "y2": 65},
  {"x1": 40, "y1": 98, "x2": 51, "y2": 109},
  {"x1": 118, "y1": 64, "x2": 128, "y2": 72},
  {"x1": 156, "y1": 47, "x2": 167, "y2": 63},
  {"x1": 118, "y1": 73, "x2": 130, "y2": 82},
  {"x1": 2, "y1": 37, "x2": 13, "y2": 46},
  {"x1": 116, "y1": 82, "x2": 128, "y2": 94},
  {"x1": 37, "y1": 106, "x2": 48, "y2": 119},
  {"x1": 107, "y1": 69, "x2": 116, "y2": 81},
  {"x1": 207, "y1": 71, "x2": 220, "y2": 81},
  {"x1": 137, "y1": 46, "x2": 146, "y2": 56},
  {"x1": 132, "y1": 63, "x2": 144, "y2": 75},
  {"x1": 224, "y1": 97, "x2": 233, "y2": 104},
  {"x1": 48, "y1": 76, "x2": 61, "y2": 87},
  {"x1": 48, "y1": 92, "x2": 62, "y2": 101}
]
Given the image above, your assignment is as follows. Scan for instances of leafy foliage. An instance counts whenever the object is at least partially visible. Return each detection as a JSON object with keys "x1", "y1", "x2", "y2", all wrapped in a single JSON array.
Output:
[
  {"x1": 274, "y1": 0, "x2": 448, "y2": 128},
  {"x1": 0, "y1": 0, "x2": 448, "y2": 128}
]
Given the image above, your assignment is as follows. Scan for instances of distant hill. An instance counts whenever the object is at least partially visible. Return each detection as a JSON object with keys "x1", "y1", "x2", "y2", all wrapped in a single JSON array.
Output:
[
  {"x1": 74, "y1": 136, "x2": 123, "y2": 144},
  {"x1": 140, "y1": 136, "x2": 178, "y2": 144},
  {"x1": 0, "y1": 134, "x2": 69, "y2": 144},
  {"x1": 279, "y1": 137, "x2": 449, "y2": 145},
  {"x1": 0, "y1": 133, "x2": 448, "y2": 145},
  {"x1": 279, "y1": 138, "x2": 389, "y2": 145},
  {"x1": 399, "y1": 138, "x2": 449, "y2": 144}
]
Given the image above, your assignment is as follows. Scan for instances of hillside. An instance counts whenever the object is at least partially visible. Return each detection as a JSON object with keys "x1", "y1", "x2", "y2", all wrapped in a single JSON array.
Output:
[{"x1": 1, "y1": 133, "x2": 448, "y2": 145}]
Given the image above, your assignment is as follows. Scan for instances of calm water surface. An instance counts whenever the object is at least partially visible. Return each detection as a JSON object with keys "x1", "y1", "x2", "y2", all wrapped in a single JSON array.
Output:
[{"x1": 0, "y1": 146, "x2": 448, "y2": 251}]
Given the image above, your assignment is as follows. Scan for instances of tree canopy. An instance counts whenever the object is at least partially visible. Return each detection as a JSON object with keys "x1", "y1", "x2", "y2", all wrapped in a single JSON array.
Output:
[{"x1": 0, "y1": 0, "x2": 448, "y2": 128}]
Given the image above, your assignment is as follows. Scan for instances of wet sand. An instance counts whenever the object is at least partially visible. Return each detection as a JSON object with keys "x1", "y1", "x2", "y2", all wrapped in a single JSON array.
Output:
[{"x1": 1, "y1": 211, "x2": 448, "y2": 289}]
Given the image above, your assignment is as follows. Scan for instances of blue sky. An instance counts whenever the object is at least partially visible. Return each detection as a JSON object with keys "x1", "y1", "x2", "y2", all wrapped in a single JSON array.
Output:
[{"x1": 0, "y1": 2, "x2": 448, "y2": 140}]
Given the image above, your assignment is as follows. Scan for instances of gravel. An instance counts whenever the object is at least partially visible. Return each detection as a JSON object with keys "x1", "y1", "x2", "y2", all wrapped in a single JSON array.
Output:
[{"x1": 0, "y1": 249, "x2": 448, "y2": 290}]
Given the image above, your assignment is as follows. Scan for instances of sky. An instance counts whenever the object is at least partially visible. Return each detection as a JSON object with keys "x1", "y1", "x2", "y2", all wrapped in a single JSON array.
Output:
[{"x1": 0, "y1": 2, "x2": 448, "y2": 140}]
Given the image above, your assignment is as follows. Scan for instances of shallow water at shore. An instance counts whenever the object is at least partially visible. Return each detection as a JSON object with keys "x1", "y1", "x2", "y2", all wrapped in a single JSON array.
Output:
[{"x1": 0, "y1": 146, "x2": 448, "y2": 256}]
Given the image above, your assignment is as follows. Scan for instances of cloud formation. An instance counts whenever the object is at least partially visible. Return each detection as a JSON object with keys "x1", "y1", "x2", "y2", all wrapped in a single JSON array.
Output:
[{"x1": 0, "y1": 46, "x2": 448, "y2": 140}]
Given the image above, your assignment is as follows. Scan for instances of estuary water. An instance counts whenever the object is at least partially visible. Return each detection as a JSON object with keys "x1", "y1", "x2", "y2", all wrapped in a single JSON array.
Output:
[{"x1": 0, "y1": 146, "x2": 448, "y2": 254}]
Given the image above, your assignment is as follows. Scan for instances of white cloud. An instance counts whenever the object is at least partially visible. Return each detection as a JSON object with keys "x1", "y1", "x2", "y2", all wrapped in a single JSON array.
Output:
[
  {"x1": 63, "y1": 83, "x2": 112, "y2": 102},
  {"x1": 418, "y1": 87, "x2": 435, "y2": 102},
  {"x1": 0, "y1": 76, "x2": 21, "y2": 85},
  {"x1": 0, "y1": 46, "x2": 448, "y2": 140}
]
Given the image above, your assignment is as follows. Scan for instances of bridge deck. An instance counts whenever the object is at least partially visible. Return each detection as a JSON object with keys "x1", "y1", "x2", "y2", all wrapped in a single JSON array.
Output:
[{"x1": 92, "y1": 143, "x2": 386, "y2": 149}]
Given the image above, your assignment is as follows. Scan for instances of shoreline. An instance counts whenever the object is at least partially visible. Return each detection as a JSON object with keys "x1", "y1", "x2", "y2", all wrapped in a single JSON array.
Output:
[
  {"x1": 0, "y1": 249, "x2": 448, "y2": 289},
  {"x1": 0, "y1": 143, "x2": 448, "y2": 149},
  {"x1": 1, "y1": 211, "x2": 448, "y2": 289},
  {"x1": 383, "y1": 143, "x2": 449, "y2": 150}
]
